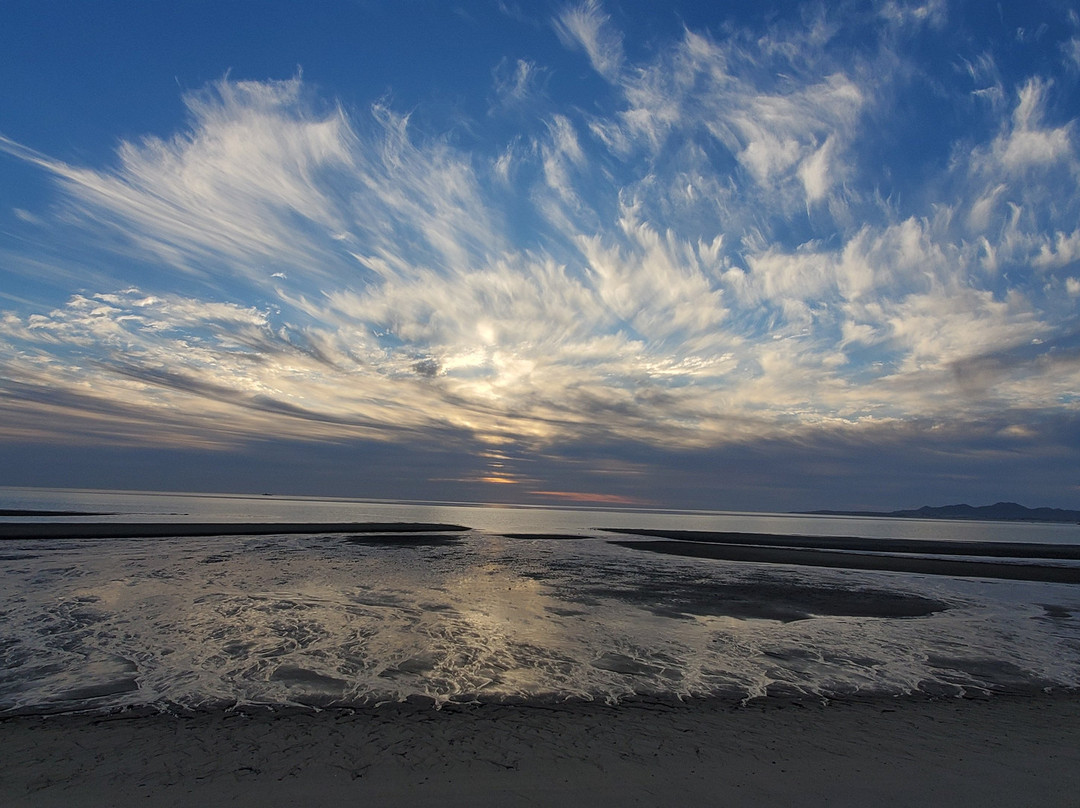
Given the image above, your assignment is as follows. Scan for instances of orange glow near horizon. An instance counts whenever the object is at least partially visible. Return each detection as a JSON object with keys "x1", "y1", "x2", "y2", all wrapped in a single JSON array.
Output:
[{"x1": 530, "y1": 490, "x2": 650, "y2": 506}]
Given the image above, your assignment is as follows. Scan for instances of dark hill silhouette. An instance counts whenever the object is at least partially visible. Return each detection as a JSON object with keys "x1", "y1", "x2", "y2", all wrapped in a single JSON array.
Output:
[{"x1": 801, "y1": 502, "x2": 1080, "y2": 524}]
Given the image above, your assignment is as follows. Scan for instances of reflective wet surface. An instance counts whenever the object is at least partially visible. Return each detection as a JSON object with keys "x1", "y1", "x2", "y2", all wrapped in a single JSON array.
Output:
[{"x1": 2, "y1": 526, "x2": 1079, "y2": 712}]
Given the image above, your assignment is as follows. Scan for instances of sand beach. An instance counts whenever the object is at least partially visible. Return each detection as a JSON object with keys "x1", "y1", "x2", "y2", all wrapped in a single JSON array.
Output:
[{"x1": 3, "y1": 694, "x2": 1079, "y2": 807}]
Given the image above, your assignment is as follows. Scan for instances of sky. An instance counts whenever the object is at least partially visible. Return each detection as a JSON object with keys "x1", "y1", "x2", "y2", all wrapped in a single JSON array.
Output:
[{"x1": 1, "y1": 0, "x2": 1079, "y2": 512}]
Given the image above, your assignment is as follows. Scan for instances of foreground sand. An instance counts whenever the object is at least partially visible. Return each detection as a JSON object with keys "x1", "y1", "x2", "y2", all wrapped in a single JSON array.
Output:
[{"x1": 3, "y1": 694, "x2": 1078, "y2": 807}]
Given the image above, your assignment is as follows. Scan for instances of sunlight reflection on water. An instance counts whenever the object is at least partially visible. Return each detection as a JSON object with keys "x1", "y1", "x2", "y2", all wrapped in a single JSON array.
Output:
[{"x1": 1, "y1": 490, "x2": 1079, "y2": 713}]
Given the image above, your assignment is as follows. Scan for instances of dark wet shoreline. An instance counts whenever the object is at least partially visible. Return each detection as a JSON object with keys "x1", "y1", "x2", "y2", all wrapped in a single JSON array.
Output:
[
  {"x1": 611, "y1": 539, "x2": 1080, "y2": 583},
  {"x1": 0, "y1": 522, "x2": 469, "y2": 540},
  {"x1": 603, "y1": 528, "x2": 1080, "y2": 559},
  {"x1": 0, "y1": 509, "x2": 114, "y2": 517}
]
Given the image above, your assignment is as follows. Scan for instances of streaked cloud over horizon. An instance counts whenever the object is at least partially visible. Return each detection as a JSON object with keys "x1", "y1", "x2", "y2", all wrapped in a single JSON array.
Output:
[{"x1": 1, "y1": 1, "x2": 1078, "y2": 509}]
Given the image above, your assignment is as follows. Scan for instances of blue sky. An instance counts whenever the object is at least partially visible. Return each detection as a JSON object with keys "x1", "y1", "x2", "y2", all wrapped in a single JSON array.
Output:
[{"x1": 2, "y1": 0, "x2": 1079, "y2": 510}]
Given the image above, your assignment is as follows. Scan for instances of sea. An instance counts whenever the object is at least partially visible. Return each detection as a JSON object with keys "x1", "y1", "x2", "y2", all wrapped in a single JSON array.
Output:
[{"x1": 2, "y1": 487, "x2": 1079, "y2": 714}]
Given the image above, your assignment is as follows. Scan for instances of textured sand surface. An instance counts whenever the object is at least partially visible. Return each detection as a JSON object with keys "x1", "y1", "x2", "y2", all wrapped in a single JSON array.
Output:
[{"x1": 3, "y1": 695, "x2": 1078, "y2": 807}]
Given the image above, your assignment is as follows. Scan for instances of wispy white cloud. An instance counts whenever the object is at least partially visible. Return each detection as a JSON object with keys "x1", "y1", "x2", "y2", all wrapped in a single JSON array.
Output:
[
  {"x1": 595, "y1": 24, "x2": 866, "y2": 218},
  {"x1": 1032, "y1": 229, "x2": 1080, "y2": 270},
  {"x1": 1, "y1": 80, "x2": 356, "y2": 282},
  {"x1": 993, "y1": 79, "x2": 1074, "y2": 173},
  {"x1": 879, "y1": 0, "x2": 947, "y2": 28},
  {"x1": 1065, "y1": 37, "x2": 1080, "y2": 71},
  {"x1": 492, "y1": 58, "x2": 544, "y2": 109},
  {"x1": 553, "y1": 0, "x2": 624, "y2": 80}
]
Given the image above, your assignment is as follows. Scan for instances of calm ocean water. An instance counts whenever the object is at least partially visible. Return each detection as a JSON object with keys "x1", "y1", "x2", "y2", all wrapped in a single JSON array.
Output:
[{"x1": 2, "y1": 487, "x2": 1079, "y2": 713}]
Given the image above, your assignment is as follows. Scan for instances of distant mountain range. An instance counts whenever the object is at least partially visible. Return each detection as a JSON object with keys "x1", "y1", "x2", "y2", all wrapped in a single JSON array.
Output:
[{"x1": 801, "y1": 502, "x2": 1080, "y2": 524}]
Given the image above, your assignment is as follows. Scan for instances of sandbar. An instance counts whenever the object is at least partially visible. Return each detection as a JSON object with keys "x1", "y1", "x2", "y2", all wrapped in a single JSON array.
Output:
[
  {"x1": 604, "y1": 528, "x2": 1080, "y2": 559},
  {"x1": 0, "y1": 510, "x2": 113, "y2": 517},
  {"x1": 0, "y1": 522, "x2": 469, "y2": 540},
  {"x1": 612, "y1": 539, "x2": 1080, "y2": 583}
]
